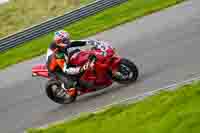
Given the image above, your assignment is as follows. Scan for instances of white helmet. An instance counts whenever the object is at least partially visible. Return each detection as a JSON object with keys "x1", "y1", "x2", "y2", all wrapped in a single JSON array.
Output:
[{"x1": 54, "y1": 30, "x2": 70, "y2": 47}]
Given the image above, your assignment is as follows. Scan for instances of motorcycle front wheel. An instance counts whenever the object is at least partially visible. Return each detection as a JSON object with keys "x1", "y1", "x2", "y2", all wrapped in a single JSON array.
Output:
[
  {"x1": 45, "y1": 80, "x2": 77, "y2": 104},
  {"x1": 113, "y1": 58, "x2": 139, "y2": 84}
]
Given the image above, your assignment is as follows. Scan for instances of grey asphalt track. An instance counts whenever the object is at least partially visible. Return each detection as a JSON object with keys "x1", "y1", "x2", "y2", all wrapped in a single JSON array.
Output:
[{"x1": 0, "y1": 0, "x2": 200, "y2": 132}]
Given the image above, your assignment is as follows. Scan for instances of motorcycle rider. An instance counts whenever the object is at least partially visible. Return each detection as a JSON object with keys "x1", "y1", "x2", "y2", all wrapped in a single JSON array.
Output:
[{"x1": 46, "y1": 30, "x2": 111, "y2": 96}]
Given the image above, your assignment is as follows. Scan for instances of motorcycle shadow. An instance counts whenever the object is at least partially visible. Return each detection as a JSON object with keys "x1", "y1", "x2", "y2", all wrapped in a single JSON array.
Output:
[{"x1": 78, "y1": 83, "x2": 131, "y2": 101}]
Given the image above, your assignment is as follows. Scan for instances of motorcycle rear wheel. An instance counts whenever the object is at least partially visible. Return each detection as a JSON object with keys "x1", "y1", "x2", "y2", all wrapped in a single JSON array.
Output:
[
  {"x1": 45, "y1": 80, "x2": 77, "y2": 104},
  {"x1": 113, "y1": 58, "x2": 138, "y2": 84}
]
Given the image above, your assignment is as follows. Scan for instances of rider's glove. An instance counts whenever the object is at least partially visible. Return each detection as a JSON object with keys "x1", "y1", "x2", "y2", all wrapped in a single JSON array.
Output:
[{"x1": 86, "y1": 39, "x2": 97, "y2": 46}]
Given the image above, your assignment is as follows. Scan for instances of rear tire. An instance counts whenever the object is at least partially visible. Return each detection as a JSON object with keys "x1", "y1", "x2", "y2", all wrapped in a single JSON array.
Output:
[
  {"x1": 113, "y1": 58, "x2": 138, "y2": 84},
  {"x1": 45, "y1": 80, "x2": 77, "y2": 104}
]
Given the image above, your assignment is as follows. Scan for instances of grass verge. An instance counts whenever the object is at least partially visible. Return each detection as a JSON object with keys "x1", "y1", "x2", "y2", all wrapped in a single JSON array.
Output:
[
  {"x1": 0, "y1": 0, "x2": 93, "y2": 38},
  {"x1": 27, "y1": 81, "x2": 200, "y2": 133},
  {"x1": 0, "y1": 0, "x2": 185, "y2": 70}
]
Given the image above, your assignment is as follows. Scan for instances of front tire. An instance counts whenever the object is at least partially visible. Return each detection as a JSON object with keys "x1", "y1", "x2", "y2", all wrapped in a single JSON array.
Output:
[
  {"x1": 45, "y1": 80, "x2": 77, "y2": 104},
  {"x1": 113, "y1": 58, "x2": 138, "y2": 84}
]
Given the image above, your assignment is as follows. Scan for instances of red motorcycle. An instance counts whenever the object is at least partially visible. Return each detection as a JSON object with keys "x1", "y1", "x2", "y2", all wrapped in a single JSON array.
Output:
[{"x1": 32, "y1": 42, "x2": 138, "y2": 104}]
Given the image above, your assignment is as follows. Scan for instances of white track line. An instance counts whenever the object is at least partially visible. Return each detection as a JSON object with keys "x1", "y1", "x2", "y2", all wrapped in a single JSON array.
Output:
[{"x1": 101, "y1": 76, "x2": 200, "y2": 108}]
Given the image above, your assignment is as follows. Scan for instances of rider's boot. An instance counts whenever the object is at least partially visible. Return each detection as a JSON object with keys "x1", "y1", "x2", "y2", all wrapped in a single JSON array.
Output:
[
  {"x1": 66, "y1": 88, "x2": 77, "y2": 97},
  {"x1": 61, "y1": 83, "x2": 77, "y2": 97}
]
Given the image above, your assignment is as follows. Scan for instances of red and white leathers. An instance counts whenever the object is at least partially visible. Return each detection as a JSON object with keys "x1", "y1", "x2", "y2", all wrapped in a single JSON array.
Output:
[{"x1": 46, "y1": 39, "x2": 112, "y2": 75}]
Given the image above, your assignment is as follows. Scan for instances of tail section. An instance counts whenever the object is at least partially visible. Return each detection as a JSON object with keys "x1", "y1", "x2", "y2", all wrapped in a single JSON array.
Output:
[{"x1": 32, "y1": 64, "x2": 49, "y2": 78}]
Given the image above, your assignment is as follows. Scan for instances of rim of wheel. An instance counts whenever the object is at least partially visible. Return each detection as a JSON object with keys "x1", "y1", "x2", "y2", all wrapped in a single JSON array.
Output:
[
  {"x1": 50, "y1": 84, "x2": 72, "y2": 103},
  {"x1": 119, "y1": 64, "x2": 133, "y2": 80}
]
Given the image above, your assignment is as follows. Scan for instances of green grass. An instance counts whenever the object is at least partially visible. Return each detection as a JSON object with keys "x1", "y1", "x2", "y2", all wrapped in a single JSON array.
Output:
[
  {"x1": 0, "y1": 0, "x2": 93, "y2": 38},
  {"x1": 27, "y1": 81, "x2": 200, "y2": 133},
  {"x1": 0, "y1": 0, "x2": 185, "y2": 70}
]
